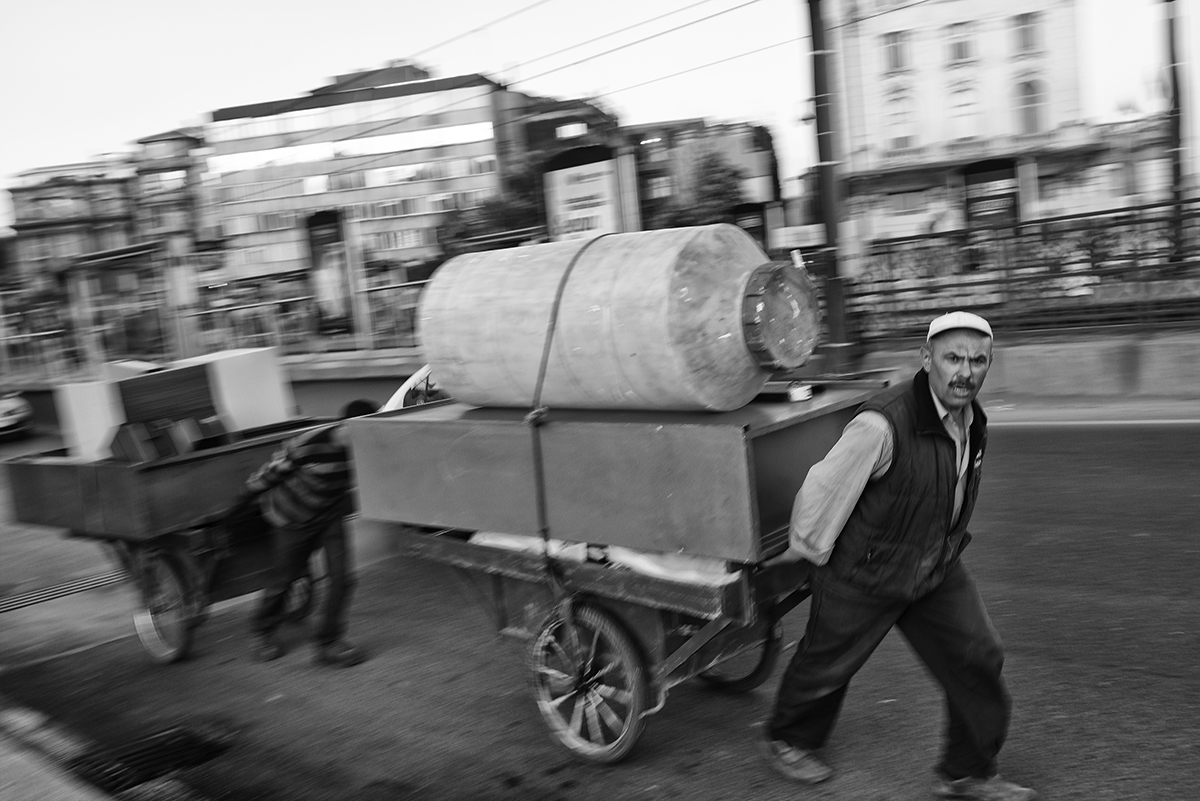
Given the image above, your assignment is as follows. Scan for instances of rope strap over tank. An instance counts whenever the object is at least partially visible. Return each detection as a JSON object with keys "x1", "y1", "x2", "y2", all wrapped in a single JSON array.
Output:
[{"x1": 525, "y1": 234, "x2": 611, "y2": 600}]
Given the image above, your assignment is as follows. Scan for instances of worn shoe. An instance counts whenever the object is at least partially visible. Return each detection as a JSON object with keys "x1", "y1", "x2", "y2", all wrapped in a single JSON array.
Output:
[
  {"x1": 314, "y1": 639, "x2": 366, "y2": 668},
  {"x1": 763, "y1": 739, "x2": 833, "y2": 784},
  {"x1": 934, "y1": 774, "x2": 1037, "y2": 801},
  {"x1": 255, "y1": 633, "x2": 284, "y2": 662}
]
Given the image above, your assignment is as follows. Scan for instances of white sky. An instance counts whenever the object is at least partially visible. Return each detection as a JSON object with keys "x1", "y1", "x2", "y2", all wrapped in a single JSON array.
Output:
[{"x1": 0, "y1": 0, "x2": 1192, "y2": 228}]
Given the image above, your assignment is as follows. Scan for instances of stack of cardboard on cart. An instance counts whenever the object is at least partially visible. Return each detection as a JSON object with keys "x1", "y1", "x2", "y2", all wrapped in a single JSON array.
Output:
[{"x1": 54, "y1": 348, "x2": 296, "y2": 463}]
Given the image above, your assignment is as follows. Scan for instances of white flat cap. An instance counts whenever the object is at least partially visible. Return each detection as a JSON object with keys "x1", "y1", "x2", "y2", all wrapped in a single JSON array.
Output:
[{"x1": 927, "y1": 311, "x2": 993, "y2": 341}]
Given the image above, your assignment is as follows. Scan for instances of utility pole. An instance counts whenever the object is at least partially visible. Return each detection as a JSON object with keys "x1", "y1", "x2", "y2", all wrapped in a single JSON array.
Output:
[
  {"x1": 1165, "y1": 0, "x2": 1185, "y2": 265},
  {"x1": 805, "y1": 0, "x2": 852, "y2": 372}
]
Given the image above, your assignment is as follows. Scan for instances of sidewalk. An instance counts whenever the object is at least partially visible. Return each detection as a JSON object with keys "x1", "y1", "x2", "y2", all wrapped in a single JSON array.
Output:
[
  {"x1": 982, "y1": 394, "x2": 1200, "y2": 424},
  {"x1": 0, "y1": 713, "x2": 113, "y2": 801}
]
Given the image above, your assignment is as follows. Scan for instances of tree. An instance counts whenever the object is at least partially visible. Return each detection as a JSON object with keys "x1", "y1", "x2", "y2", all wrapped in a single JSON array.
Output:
[
  {"x1": 649, "y1": 151, "x2": 746, "y2": 229},
  {"x1": 434, "y1": 154, "x2": 545, "y2": 257}
]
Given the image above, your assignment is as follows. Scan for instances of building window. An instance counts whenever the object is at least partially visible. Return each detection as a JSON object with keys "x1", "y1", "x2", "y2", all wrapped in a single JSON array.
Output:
[
  {"x1": 885, "y1": 95, "x2": 916, "y2": 150},
  {"x1": 890, "y1": 190, "x2": 926, "y2": 214},
  {"x1": 1016, "y1": 80, "x2": 1045, "y2": 134},
  {"x1": 228, "y1": 247, "x2": 264, "y2": 267},
  {"x1": 301, "y1": 176, "x2": 328, "y2": 195},
  {"x1": 141, "y1": 170, "x2": 187, "y2": 194},
  {"x1": 947, "y1": 23, "x2": 973, "y2": 64},
  {"x1": 329, "y1": 171, "x2": 366, "y2": 191},
  {"x1": 222, "y1": 216, "x2": 258, "y2": 237},
  {"x1": 949, "y1": 87, "x2": 980, "y2": 139},
  {"x1": 647, "y1": 176, "x2": 672, "y2": 199},
  {"x1": 1013, "y1": 13, "x2": 1040, "y2": 54},
  {"x1": 144, "y1": 206, "x2": 165, "y2": 231},
  {"x1": 259, "y1": 212, "x2": 297, "y2": 231},
  {"x1": 882, "y1": 31, "x2": 910, "y2": 72},
  {"x1": 470, "y1": 156, "x2": 496, "y2": 175},
  {"x1": 556, "y1": 122, "x2": 588, "y2": 139}
]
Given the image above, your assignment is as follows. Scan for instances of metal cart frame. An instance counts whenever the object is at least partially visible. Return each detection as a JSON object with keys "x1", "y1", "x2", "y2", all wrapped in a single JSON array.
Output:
[{"x1": 384, "y1": 523, "x2": 813, "y2": 763}]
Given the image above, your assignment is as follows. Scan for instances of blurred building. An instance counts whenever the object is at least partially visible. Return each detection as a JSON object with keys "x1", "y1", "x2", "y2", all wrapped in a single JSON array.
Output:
[
  {"x1": 198, "y1": 60, "x2": 628, "y2": 343},
  {"x1": 2, "y1": 155, "x2": 188, "y2": 368},
  {"x1": 200, "y1": 61, "x2": 554, "y2": 286},
  {"x1": 521, "y1": 96, "x2": 620, "y2": 155},
  {"x1": 829, "y1": 0, "x2": 1174, "y2": 262},
  {"x1": 130, "y1": 128, "x2": 222, "y2": 357},
  {"x1": 6, "y1": 156, "x2": 137, "y2": 293},
  {"x1": 620, "y1": 119, "x2": 783, "y2": 247},
  {"x1": 131, "y1": 129, "x2": 209, "y2": 257},
  {"x1": 0, "y1": 231, "x2": 14, "y2": 286}
]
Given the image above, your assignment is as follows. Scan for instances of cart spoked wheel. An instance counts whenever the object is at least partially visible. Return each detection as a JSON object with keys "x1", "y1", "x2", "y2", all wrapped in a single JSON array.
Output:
[
  {"x1": 284, "y1": 549, "x2": 328, "y2": 623},
  {"x1": 698, "y1": 618, "x2": 783, "y2": 694},
  {"x1": 529, "y1": 604, "x2": 647, "y2": 764},
  {"x1": 132, "y1": 551, "x2": 195, "y2": 664}
]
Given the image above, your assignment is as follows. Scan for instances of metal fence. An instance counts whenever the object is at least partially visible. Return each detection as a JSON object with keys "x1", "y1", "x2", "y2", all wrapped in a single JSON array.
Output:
[{"x1": 844, "y1": 199, "x2": 1200, "y2": 341}]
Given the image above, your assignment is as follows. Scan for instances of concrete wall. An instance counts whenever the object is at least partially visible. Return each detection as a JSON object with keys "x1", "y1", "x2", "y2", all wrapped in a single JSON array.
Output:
[{"x1": 858, "y1": 329, "x2": 1200, "y2": 402}]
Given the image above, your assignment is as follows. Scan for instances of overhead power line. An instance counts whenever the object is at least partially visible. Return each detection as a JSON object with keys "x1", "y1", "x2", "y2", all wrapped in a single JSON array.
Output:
[
  {"x1": 223, "y1": 0, "x2": 760, "y2": 157},
  {"x1": 409, "y1": 0, "x2": 558, "y2": 59},
  {"x1": 211, "y1": 0, "x2": 777, "y2": 206},
  {"x1": 599, "y1": 35, "x2": 806, "y2": 99},
  {"x1": 517, "y1": 0, "x2": 724, "y2": 71}
]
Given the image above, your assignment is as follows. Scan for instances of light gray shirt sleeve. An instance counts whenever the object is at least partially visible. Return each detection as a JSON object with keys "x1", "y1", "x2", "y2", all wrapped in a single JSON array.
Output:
[{"x1": 788, "y1": 410, "x2": 893, "y2": 565}]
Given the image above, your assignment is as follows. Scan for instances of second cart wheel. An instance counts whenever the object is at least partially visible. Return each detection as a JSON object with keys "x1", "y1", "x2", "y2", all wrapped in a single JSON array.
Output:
[
  {"x1": 697, "y1": 619, "x2": 783, "y2": 694},
  {"x1": 132, "y1": 552, "x2": 195, "y2": 664},
  {"x1": 529, "y1": 604, "x2": 647, "y2": 764}
]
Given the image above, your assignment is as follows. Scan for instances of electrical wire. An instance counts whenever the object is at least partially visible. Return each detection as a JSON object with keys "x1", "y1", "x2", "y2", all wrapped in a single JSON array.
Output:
[
  {"x1": 493, "y1": 0, "x2": 725, "y2": 71},
  {"x1": 219, "y1": 0, "x2": 933, "y2": 189},
  {"x1": 221, "y1": 0, "x2": 751, "y2": 155},
  {"x1": 209, "y1": 0, "x2": 775, "y2": 205},
  {"x1": 597, "y1": 35, "x2": 805, "y2": 99},
  {"x1": 208, "y1": 0, "x2": 941, "y2": 235},
  {"x1": 409, "y1": 0, "x2": 558, "y2": 59}
]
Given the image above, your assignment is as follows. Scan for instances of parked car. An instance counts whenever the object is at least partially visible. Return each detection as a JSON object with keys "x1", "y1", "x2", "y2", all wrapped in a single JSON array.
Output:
[
  {"x1": 0, "y1": 391, "x2": 34, "y2": 440},
  {"x1": 381, "y1": 364, "x2": 449, "y2": 411}
]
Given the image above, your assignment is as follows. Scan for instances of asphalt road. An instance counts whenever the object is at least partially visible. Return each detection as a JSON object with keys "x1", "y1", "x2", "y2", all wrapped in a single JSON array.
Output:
[{"x1": 1, "y1": 415, "x2": 1198, "y2": 801}]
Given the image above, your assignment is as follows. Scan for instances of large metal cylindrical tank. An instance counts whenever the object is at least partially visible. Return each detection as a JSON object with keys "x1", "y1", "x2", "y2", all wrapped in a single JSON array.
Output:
[{"x1": 418, "y1": 224, "x2": 821, "y2": 411}]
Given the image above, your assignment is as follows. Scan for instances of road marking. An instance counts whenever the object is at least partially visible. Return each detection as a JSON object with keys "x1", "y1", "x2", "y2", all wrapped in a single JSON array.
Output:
[{"x1": 0, "y1": 570, "x2": 128, "y2": 614}]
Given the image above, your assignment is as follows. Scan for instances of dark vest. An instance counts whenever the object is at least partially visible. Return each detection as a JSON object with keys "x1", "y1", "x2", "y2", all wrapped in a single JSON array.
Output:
[{"x1": 821, "y1": 369, "x2": 988, "y2": 600}]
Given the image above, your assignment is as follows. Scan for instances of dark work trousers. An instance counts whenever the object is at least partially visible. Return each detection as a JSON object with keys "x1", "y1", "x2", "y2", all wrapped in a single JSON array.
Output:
[
  {"x1": 252, "y1": 508, "x2": 356, "y2": 646},
  {"x1": 768, "y1": 559, "x2": 1011, "y2": 780}
]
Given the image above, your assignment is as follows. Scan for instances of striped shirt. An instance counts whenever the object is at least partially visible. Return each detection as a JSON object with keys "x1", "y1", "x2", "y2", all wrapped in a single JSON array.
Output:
[{"x1": 244, "y1": 423, "x2": 353, "y2": 529}]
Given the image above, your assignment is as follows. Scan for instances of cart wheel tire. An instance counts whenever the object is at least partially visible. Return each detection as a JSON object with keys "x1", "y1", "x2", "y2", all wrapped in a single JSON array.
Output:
[
  {"x1": 132, "y1": 552, "x2": 195, "y2": 664},
  {"x1": 529, "y1": 604, "x2": 647, "y2": 764},
  {"x1": 697, "y1": 619, "x2": 783, "y2": 694},
  {"x1": 284, "y1": 549, "x2": 328, "y2": 622}
]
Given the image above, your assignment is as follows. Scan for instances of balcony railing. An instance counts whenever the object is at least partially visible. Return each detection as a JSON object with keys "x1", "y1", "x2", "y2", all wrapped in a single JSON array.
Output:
[{"x1": 855, "y1": 123, "x2": 1109, "y2": 174}]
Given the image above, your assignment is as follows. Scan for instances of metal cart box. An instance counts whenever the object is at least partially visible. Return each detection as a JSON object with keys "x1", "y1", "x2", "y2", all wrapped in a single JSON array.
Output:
[
  {"x1": 5, "y1": 420, "x2": 317, "y2": 542},
  {"x1": 349, "y1": 385, "x2": 873, "y2": 563}
]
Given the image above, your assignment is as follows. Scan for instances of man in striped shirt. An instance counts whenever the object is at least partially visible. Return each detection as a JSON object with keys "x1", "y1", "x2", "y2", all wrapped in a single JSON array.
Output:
[{"x1": 240, "y1": 399, "x2": 378, "y2": 667}]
